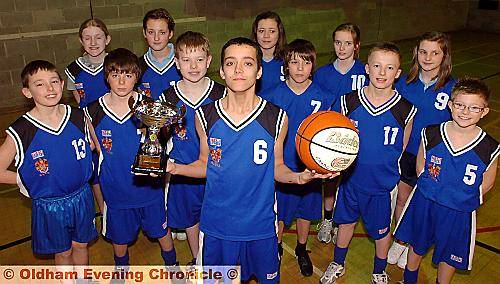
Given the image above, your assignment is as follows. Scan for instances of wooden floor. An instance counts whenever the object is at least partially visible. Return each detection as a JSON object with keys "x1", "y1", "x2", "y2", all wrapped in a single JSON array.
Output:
[{"x1": 0, "y1": 30, "x2": 499, "y2": 283}]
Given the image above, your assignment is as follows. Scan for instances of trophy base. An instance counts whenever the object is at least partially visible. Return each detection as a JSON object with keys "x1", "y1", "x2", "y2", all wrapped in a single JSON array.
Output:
[{"x1": 132, "y1": 154, "x2": 167, "y2": 175}]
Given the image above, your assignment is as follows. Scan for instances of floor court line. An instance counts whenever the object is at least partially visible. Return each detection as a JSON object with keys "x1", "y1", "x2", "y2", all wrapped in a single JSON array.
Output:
[{"x1": 281, "y1": 241, "x2": 324, "y2": 278}]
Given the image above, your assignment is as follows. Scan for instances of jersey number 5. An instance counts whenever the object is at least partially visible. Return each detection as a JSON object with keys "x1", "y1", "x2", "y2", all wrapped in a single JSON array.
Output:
[
  {"x1": 72, "y1": 138, "x2": 86, "y2": 160},
  {"x1": 254, "y1": 140, "x2": 268, "y2": 164},
  {"x1": 463, "y1": 164, "x2": 478, "y2": 185}
]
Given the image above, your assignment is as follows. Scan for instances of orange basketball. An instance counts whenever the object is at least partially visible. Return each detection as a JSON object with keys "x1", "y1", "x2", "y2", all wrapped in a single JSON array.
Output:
[{"x1": 295, "y1": 111, "x2": 359, "y2": 174}]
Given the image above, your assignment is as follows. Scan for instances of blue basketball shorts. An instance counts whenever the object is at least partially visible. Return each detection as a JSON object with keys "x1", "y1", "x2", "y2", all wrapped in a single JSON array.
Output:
[
  {"x1": 102, "y1": 197, "x2": 168, "y2": 244},
  {"x1": 333, "y1": 182, "x2": 392, "y2": 240},
  {"x1": 394, "y1": 188, "x2": 476, "y2": 270},
  {"x1": 31, "y1": 184, "x2": 98, "y2": 254},
  {"x1": 276, "y1": 181, "x2": 322, "y2": 226},
  {"x1": 199, "y1": 232, "x2": 279, "y2": 283},
  {"x1": 166, "y1": 175, "x2": 204, "y2": 229}
]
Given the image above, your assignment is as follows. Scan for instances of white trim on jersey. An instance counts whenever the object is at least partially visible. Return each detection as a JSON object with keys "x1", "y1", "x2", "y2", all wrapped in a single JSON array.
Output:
[
  {"x1": 441, "y1": 122, "x2": 485, "y2": 157},
  {"x1": 195, "y1": 108, "x2": 208, "y2": 134},
  {"x1": 64, "y1": 68, "x2": 76, "y2": 83},
  {"x1": 274, "y1": 109, "x2": 286, "y2": 142},
  {"x1": 358, "y1": 87, "x2": 401, "y2": 117},
  {"x1": 215, "y1": 98, "x2": 266, "y2": 132},
  {"x1": 99, "y1": 95, "x2": 134, "y2": 124},
  {"x1": 23, "y1": 105, "x2": 71, "y2": 135},
  {"x1": 144, "y1": 53, "x2": 176, "y2": 75},
  {"x1": 174, "y1": 79, "x2": 214, "y2": 109},
  {"x1": 340, "y1": 94, "x2": 348, "y2": 116},
  {"x1": 468, "y1": 211, "x2": 476, "y2": 270},
  {"x1": 6, "y1": 127, "x2": 23, "y2": 168},
  {"x1": 16, "y1": 173, "x2": 29, "y2": 198},
  {"x1": 75, "y1": 57, "x2": 104, "y2": 76},
  {"x1": 83, "y1": 107, "x2": 92, "y2": 123},
  {"x1": 405, "y1": 105, "x2": 417, "y2": 126}
]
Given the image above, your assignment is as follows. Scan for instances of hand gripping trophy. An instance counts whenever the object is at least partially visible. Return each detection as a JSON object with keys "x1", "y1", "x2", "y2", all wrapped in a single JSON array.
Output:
[{"x1": 130, "y1": 97, "x2": 185, "y2": 175}]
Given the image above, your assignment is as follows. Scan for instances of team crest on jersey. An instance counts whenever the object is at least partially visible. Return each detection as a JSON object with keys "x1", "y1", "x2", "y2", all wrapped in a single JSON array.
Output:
[
  {"x1": 428, "y1": 155, "x2": 442, "y2": 180},
  {"x1": 34, "y1": 158, "x2": 49, "y2": 176},
  {"x1": 101, "y1": 130, "x2": 113, "y2": 153},
  {"x1": 174, "y1": 124, "x2": 187, "y2": 140},
  {"x1": 75, "y1": 83, "x2": 85, "y2": 99},
  {"x1": 209, "y1": 137, "x2": 222, "y2": 167},
  {"x1": 138, "y1": 83, "x2": 152, "y2": 98}
]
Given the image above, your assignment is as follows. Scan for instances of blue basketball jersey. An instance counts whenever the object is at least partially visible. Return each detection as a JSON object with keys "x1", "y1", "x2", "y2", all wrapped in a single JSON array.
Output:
[
  {"x1": 258, "y1": 58, "x2": 285, "y2": 92},
  {"x1": 417, "y1": 122, "x2": 499, "y2": 212},
  {"x1": 334, "y1": 88, "x2": 417, "y2": 194},
  {"x1": 84, "y1": 94, "x2": 164, "y2": 209},
  {"x1": 65, "y1": 58, "x2": 109, "y2": 108},
  {"x1": 396, "y1": 75, "x2": 456, "y2": 155},
  {"x1": 138, "y1": 52, "x2": 181, "y2": 100},
  {"x1": 6, "y1": 105, "x2": 93, "y2": 199},
  {"x1": 314, "y1": 59, "x2": 367, "y2": 102},
  {"x1": 159, "y1": 79, "x2": 226, "y2": 164},
  {"x1": 196, "y1": 98, "x2": 286, "y2": 241},
  {"x1": 261, "y1": 81, "x2": 334, "y2": 171}
]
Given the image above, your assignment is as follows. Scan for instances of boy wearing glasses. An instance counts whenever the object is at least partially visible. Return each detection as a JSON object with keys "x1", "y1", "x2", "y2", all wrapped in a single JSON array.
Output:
[{"x1": 394, "y1": 78, "x2": 498, "y2": 284}]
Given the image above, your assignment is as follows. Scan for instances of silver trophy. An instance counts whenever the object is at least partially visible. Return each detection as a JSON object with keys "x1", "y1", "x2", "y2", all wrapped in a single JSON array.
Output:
[{"x1": 131, "y1": 98, "x2": 185, "y2": 175}]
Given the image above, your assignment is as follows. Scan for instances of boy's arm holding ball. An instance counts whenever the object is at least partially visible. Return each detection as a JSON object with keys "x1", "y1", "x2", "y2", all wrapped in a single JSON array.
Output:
[{"x1": 274, "y1": 116, "x2": 338, "y2": 184}]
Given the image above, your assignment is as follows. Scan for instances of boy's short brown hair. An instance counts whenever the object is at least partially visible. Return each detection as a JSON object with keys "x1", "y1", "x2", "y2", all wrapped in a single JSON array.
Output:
[
  {"x1": 284, "y1": 39, "x2": 316, "y2": 78},
  {"x1": 175, "y1": 31, "x2": 210, "y2": 58},
  {"x1": 220, "y1": 37, "x2": 262, "y2": 69},
  {"x1": 451, "y1": 77, "x2": 491, "y2": 106},
  {"x1": 21, "y1": 60, "x2": 62, "y2": 88},
  {"x1": 104, "y1": 48, "x2": 141, "y2": 80},
  {"x1": 367, "y1": 42, "x2": 402, "y2": 66},
  {"x1": 143, "y1": 8, "x2": 175, "y2": 31}
]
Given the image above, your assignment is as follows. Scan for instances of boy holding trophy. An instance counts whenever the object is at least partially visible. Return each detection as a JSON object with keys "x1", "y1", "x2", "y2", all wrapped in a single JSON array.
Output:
[{"x1": 84, "y1": 48, "x2": 178, "y2": 270}]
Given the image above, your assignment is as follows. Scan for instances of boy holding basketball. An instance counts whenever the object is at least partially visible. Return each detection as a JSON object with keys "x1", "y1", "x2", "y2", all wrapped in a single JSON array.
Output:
[
  {"x1": 321, "y1": 42, "x2": 416, "y2": 284},
  {"x1": 395, "y1": 78, "x2": 498, "y2": 284},
  {"x1": 260, "y1": 39, "x2": 333, "y2": 277},
  {"x1": 166, "y1": 37, "x2": 335, "y2": 283}
]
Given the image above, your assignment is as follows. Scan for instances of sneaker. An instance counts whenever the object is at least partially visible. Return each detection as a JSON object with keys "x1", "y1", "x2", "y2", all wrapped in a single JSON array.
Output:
[
  {"x1": 317, "y1": 219, "x2": 333, "y2": 243},
  {"x1": 295, "y1": 249, "x2": 313, "y2": 277},
  {"x1": 331, "y1": 226, "x2": 339, "y2": 244},
  {"x1": 176, "y1": 231, "x2": 187, "y2": 241},
  {"x1": 186, "y1": 258, "x2": 197, "y2": 266},
  {"x1": 320, "y1": 262, "x2": 345, "y2": 284},
  {"x1": 388, "y1": 241, "x2": 407, "y2": 264},
  {"x1": 372, "y1": 271, "x2": 389, "y2": 284},
  {"x1": 172, "y1": 232, "x2": 177, "y2": 240},
  {"x1": 397, "y1": 245, "x2": 409, "y2": 269}
]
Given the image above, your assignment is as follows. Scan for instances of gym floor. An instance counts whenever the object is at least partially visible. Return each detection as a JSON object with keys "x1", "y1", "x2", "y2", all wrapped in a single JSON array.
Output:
[{"x1": 0, "y1": 30, "x2": 498, "y2": 283}]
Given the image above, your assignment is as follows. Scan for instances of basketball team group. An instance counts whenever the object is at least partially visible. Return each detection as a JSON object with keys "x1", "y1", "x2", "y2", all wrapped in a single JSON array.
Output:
[{"x1": 0, "y1": 7, "x2": 498, "y2": 284}]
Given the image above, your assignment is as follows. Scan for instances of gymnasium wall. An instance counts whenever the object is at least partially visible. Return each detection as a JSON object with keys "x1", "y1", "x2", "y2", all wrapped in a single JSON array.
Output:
[{"x1": 0, "y1": 0, "x2": 470, "y2": 109}]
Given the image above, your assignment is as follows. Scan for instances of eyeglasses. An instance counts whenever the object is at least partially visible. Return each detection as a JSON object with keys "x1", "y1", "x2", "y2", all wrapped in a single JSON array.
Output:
[{"x1": 451, "y1": 102, "x2": 485, "y2": 113}]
